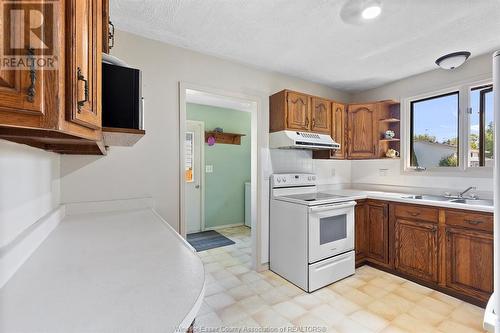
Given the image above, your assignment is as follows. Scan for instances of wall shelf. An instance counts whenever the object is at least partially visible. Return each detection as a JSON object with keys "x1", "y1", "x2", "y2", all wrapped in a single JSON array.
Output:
[
  {"x1": 103, "y1": 127, "x2": 146, "y2": 147},
  {"x1": 205, "y1": 131, "x2": 245, "y2": 145},
  {"x1": 379, "y1": 118, "x2": 401, "y2": 123}
]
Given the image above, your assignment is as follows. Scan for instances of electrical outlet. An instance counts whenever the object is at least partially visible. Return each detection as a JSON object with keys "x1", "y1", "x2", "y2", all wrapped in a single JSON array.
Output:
[
  {"x1": 379, "y1": 168, "x2": 388, "y2": 176},
  {"x1": 205, "y1": 165, "x2": 213, "y2": 173}
]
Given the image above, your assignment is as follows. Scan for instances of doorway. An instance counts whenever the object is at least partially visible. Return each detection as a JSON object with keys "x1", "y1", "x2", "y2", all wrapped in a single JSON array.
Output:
[{"x1": 179, "y1": 83, "x2": 261, "y2": 269}]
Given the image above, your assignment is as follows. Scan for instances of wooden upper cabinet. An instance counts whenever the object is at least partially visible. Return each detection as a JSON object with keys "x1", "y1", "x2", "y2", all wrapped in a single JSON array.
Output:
[
  {"x1": 366, "y1": 201, "x2": 389, "y2": 266},
  {"x1": 347, "y1": 103, "x2": 378, "y2": 159},
  {"x1": 0, "y1": 2, "x2": 52, "y2": 127},
  {"x1": 102, "y1": 0, "x2": 110, "y2": 54},
  {"x1": 331, "y1": 102, "x2": 346, "y2": 158},
  {"x1": 286, "y1": 91, "x2": 310, "y2": 131},
  {"x1": 66, "y1": 0, "x2": 102, "y2": 129},
  {"x1": 394, "y1": 219, "x2": 439, "y2": 283},
  {"x1": 270, "y1": 90, "x2": 312, "y2": 132},
  {"x1": 0, "y1": 0, "x2": 105, "y2": 154},
  {"x1": 310, "y1": 97, "x2": 331, "y2": 134},
  {"x1": 446, "y1": 227, "x2": 493, "y2": 303}
]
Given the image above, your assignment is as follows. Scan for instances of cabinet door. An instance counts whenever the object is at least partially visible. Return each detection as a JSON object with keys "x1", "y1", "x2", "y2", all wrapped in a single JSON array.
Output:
[
  {"x1": 286, "y1": 92, "x2": 310, "y2": 130},
  {"x1": 355, "y1": 201, "x2": 367, "y2": 264},
  {"x1": 0, "y1": 2, "x2": 48, "y2": 126},
  {"x1": 310, "y1": 97, "x2": 331, "y2": 134},
  {"x1": 394, "y1": 219, "x2": 438, "y2": 283},
  {"x1": 366, "y1": 201, "x2": 389, "y2": 265},
  {"x1": 66, "y1": 0, "x2": 102, "y2": 129},
  {"x1": 446, "y1": 227, "x2": 493, "y2": 303},
  {"x1": 347, "y1": 104, "x2": 378, "y2": 159},
  {"x1": 331, "y1": 102, "x2": 346, "y2": 159}
]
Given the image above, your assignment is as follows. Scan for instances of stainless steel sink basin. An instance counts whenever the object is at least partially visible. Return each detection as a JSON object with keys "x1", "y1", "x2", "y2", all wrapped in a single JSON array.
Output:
[
  {"x1": 403, "y1": 195, "x2": 451, "y2": 201},
  {"x1": 403, "y1": 195, "x2": 493, "y2": 206},
  {"x1": 450, "y1": 198, "x2": 494, "y2": 206}
]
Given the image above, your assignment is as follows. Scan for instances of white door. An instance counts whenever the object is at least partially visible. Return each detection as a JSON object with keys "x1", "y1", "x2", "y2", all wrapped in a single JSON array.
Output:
[{"x1": 185, "y1": 120, "x2": 204, "y2": 234}]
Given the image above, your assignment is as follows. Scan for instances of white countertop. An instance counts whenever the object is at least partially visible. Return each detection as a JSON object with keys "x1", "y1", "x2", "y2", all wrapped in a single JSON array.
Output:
[
  {"x1": 0, "y1": 208, "x2": 205, "y2": 333},
  {"x1": 322, "y1": 188, "x2": 494, "y2": 213}
]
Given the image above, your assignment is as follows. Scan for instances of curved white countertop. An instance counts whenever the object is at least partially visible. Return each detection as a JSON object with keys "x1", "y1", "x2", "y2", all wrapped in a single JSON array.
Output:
[
  {"x1": 0, "y1": 208, "x2": 205, "y2": 333},
  {"x1": 323, "y1": 188, "x2": 494, "y2": 213}
]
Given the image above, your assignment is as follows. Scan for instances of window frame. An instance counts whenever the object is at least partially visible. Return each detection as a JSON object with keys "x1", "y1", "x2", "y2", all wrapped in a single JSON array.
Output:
[
  {"x1": 471, "y1": 84, "x2": 493, "y2": 167},
  {"x1": 409, "y1": 91, "x2": 460, "y2": 169},
  {"x1": 401, "y1": 78, "x2": 493, "y2": 177}
]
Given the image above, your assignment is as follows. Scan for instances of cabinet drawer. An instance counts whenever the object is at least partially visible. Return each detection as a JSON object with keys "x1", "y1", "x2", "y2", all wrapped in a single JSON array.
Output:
[
  {"x1": 394, "y1": 204, "x2": 438, "y2": 223},
  {"x1": 445, "y1": 210, "x2": 493, "y2": 232}
]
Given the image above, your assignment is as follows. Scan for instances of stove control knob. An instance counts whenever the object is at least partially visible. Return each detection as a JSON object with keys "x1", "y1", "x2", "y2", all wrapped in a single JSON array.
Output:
[
  {"x1": 276, "y1": 178, "x2": 281, "y2": 183},
  {"x1": 282, "y1": 177, "x2": 287, "y2": 183},
  {"x1": 307, "y1": 176, "x2": 312, "y2": 181},
  {"x1": 312, "y1": 176, "x2": 316, "y2": 181}
]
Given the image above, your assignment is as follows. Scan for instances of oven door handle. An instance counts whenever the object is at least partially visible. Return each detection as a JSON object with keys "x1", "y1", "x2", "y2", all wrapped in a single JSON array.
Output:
[{"x1": 309, "y1": 201, "x2": 356, "y2": 213}]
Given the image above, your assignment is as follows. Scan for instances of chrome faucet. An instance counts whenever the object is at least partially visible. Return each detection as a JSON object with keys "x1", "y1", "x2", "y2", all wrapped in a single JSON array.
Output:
[{"x1": 458, "y1": 186, "x2": 477, "y2": 198}]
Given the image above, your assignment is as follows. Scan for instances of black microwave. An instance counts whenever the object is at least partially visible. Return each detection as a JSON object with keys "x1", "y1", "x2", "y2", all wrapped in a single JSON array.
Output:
[{"x1": 102, "y1": 62, "x2": 143, "y2": 129}]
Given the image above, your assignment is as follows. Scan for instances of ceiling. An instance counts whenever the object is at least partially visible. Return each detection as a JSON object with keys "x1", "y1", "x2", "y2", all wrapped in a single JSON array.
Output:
[
  {"x1": 186, "y1": 89, "x2": 256, "y2": 112},
  {"x1": 110, "y1": 0, "x2": 500, "y2": 92}
]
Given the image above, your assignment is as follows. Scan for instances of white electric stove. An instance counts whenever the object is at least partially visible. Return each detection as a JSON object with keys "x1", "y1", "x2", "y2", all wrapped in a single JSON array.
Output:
[{"x1": 269, "y1": 173, "x2": 356, "y2": 292}]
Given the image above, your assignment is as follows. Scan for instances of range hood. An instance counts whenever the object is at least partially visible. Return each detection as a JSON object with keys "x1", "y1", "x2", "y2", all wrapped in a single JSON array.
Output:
[{"x1": 269, "y1": 130, "x2": 340, "y2": 150}]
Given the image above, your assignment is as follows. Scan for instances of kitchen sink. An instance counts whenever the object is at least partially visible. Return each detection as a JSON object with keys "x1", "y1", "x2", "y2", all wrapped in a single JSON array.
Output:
[
  {"x1": 403, "y1": 195, "x2": 494, "y2": 206},
  {"x1": 450, "y1": 198, "x2": 494, "y2": 206},
  {"x1": 403, "y1": 195, "x2": 451, "y2": 201}
]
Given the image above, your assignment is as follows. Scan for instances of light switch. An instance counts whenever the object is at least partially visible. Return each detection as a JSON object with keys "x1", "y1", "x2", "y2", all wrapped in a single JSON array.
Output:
[{"x1": 205, "y1": 165, "x2": 214, "y2": 173}]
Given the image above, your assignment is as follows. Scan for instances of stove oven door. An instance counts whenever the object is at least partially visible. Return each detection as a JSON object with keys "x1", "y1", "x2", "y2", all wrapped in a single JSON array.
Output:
[{"x1": 308, "y1": 201, "x2": 356, "y2": 263}]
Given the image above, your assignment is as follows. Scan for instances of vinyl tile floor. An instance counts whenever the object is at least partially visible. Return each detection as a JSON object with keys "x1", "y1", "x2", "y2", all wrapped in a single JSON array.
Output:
[{"x1": 194, "y1": 226, "x2": 486, "y2": 333}]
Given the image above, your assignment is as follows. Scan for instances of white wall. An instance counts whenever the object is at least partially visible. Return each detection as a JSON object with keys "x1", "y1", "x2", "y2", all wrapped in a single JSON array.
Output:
[
  {"x1": 351, "y1": 53, "x2": 494, "y2": 193},
  {"x1": 0, "y1": 141, "x2": 60, "y2": 248},
  {"x1": 60, "y1": 30, "x2": 351, "y2": 237}
]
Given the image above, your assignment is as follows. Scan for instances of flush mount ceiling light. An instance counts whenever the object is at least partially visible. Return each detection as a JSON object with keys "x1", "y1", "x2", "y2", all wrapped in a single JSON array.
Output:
[
  {"x1": 340, "y1": 0, "x2": 383, "y2": 25},
  {"x1": 361, "y1": 5, "x2": 382, "y2": 19},
  {"x1": 435, "y1": 51, "x2": 471, "y2": 70}
]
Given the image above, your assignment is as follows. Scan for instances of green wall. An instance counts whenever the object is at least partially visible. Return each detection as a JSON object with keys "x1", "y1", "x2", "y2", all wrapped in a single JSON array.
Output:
[{"x1": 187, "y1": 103, "x2": 251, "y2": 228}]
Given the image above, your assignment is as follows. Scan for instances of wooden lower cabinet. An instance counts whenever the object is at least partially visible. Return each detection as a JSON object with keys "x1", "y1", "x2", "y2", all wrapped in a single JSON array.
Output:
[
  {"x1": 394, "y1": 219, "x2": 439, "y2": 283},
  {"x1": 366, "y1": 201, "x2": 389, "y2": 266},
  {"x1": 445, "y1": 227, "x2": 493, "y2": 303},
  {"x1": 355, "y1": 201, "x2": 367, "y2": 265},
  {"x1": 356, "y1": 200, "x2": 493, "y2": 307}
]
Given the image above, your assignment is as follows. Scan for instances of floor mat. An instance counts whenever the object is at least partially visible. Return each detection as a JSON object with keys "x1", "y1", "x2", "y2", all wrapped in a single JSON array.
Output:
[{"x1": 186, "y1": 230, "x2": 235, "y2": 252}]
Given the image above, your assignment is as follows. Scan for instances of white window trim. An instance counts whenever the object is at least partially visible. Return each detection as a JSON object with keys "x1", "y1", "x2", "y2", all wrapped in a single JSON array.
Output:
[{"x1": 401, "y1": 78, "x2": 493, "y2": 178}]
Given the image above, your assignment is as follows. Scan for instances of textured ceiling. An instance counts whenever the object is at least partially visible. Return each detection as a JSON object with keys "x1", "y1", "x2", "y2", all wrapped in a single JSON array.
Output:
[{"x1": 110, "y1": 0, "x2": 500, "y2": 92}]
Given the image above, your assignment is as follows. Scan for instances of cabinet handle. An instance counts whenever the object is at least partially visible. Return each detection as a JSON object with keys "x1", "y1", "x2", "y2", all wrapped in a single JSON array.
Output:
[
  {"x1": 407, "y1": 211, "x2": 420, "y2": 217},
  {"x1": 27, "y1": 48, "x2": 36, "y2": 102},
  {"x1": 77, "y1": 67, "x2": 89, "y2": 112},
  {"x1": 109, "y1": 20, "x2": 115, "y2": 50},
  {"x1": 465, "y1": 219, "x2": 483, "y2": 226},
  {"x1": 305, "y1": 117, "x2": 309, "y2": 128},
  {"x1": 311, "y1": 118, "x2": 316, "y2": 128}
]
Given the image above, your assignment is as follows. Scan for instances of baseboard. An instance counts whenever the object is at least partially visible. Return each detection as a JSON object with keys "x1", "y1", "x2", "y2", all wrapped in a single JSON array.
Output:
[
  {"x1": 256, "y1": 262, "x2": 269, "y2": 272},
  {"x1": 0, "y1": 205, "x2": 65, "y2": 288},
  {"x1": 65, "y1": 197, "x2": 154, "y2": 216},
  {"x1": 203, "y1": 223, "x2": 246, "y2": 231}
]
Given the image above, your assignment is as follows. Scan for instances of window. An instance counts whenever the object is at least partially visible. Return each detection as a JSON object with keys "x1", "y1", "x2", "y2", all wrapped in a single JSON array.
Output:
[
  {"x1": 469, "y1": 85, "x2": 494, "y2": 167},
  {"x1": 410, "y1": 92, "x2": 459, "y2": 169}
]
